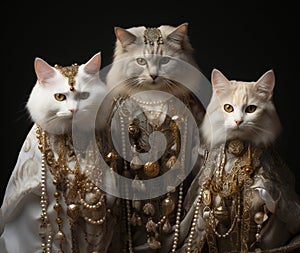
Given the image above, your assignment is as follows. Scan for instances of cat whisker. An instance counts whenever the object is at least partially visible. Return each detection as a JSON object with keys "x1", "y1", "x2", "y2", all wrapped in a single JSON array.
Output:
[{"x1": 248, "y1": 124, "x2": 275, "y2": 136}]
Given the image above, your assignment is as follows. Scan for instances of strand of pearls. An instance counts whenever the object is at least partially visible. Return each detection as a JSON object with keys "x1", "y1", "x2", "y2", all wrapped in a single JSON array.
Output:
[{"x1": 36, "y1": 126, "x2": 53, "y2": 253}]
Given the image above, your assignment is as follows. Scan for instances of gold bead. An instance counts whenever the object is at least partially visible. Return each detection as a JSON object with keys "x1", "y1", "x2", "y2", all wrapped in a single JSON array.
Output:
[
  {"x1": 53, "y1": 203, "x2": 62, "y2": 211},
  {"x1": 254, "y1": 212, "x2": 264, "y2": 225},
  {"x1": 162, "y1": 197, "x2": 175, "y2": 215},
  {"x1": 54, "y1": 191, "x2": 60, "y2": 198},
  {"x1": 106, "y1": 151, "x2": 117, "y2": 161},
  {"x1": 144, "y1": 161, "x2": 160, "y2": 177},
  {"x1": 67, "y1": 204, "x2": 80, "y2": 220},
  {"x1": 55, "y1": 217, "x2": 62, "y2": 224},
  {"x1": 54, "y1": 230, "x2": 65, "y2": 242}
]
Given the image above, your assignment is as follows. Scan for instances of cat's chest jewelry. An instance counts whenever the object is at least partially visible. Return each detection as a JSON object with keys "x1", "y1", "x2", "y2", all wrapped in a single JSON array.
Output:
[
  {"x1": 185, "y1": 140, "x2": 265, "y2": 253},
  {"x1": 111, "y1": 95, "x2": 188, "y2": 252},
  {"x1": 130, "y1": 96, "x2": 169, "y2": 128},
  {"x1": 35, "y1": 125, "x2": 107, "y2": 253}
]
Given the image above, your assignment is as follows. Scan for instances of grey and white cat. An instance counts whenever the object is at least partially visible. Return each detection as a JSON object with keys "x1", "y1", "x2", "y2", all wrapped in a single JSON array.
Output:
[
  {"x1": 102, "y1": 23, "x2": 207, "y2": 253},
  {"x1": 183, "y1": 69, "x2": 300, "y2": 252},
  {"x1": 105, "y1": 22, "x2": 207, "y2": 103}
]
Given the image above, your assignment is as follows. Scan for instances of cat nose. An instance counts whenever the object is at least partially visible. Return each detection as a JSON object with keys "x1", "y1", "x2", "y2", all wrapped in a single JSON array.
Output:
[
  {"x1": 150, "y1": 74, "x2": 158, "y2": 81},
  {"x1": 235, "y1": 119, "x2": 243, "y2": 126},
  {"x1": 70, "y1": 108, "x2": 77, "y2": 113}
]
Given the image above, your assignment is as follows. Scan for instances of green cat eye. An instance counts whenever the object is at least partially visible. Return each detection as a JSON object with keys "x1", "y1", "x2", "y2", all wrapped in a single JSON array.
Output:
[
  {"x1": 136, "y1": 58, "x2": 147, "y2": 65},
  {"x1": 245, "y1": 105, "x2": 257, "y2": 113},
  {"x1": 224, "y1": 104, "x2": 234, "y2": 112},
  {"x1": 54, "y1": 93, "x2": 66, "y2": 101}
]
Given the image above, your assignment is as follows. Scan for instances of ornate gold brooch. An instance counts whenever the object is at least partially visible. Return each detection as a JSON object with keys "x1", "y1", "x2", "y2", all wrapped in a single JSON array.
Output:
[{"x1": 144, "y1": 27, "x2": 164, "y2": 45}]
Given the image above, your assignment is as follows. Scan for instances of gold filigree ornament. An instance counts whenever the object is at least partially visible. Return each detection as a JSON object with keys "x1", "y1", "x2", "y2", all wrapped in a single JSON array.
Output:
[
  {"x1": 54, "y1": 63, "x2": 79, "y2": 91},
  {"x1": 144, "y1": 27, "x2": 164, "y2": 45},
  {"x1": 227, "y1": 139, "x2": 245, "y2": 156}
]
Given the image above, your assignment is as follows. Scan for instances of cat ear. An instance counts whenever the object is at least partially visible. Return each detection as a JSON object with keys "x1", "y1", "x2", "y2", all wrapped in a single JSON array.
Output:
[
  {"x1": 173, "y1": 22, "x2": 189, "y2": 35},
  {"x1": 115, "y1": 27, "x2": 137, "y2": 47},
  {"x1": 167, "y1": 22, "x2": 189, "y2": 47},
  {"x1": 84, "y1": 52, "x2": 101, "y2": 74},
  {"x1": 34, "y1": 57, "x2": 56, "y2": 84},
  {"x1": 255, "y1": 69, "x2": 275, "y2": 100},
  {"x1": 211, "y1": 68, "x2": 230, "y2": 94}
]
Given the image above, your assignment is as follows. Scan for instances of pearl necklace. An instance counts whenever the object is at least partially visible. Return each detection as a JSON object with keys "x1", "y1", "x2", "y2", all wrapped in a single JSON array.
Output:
[
  {"x1": 36, "y1": 125, "x2": 108, "y2": 253},
  {"x1": 130, "y1": 95, "x2": 169, "y2": 128},
  {"x1": 116, "y1": 98, "x2": 188, "y2": 252}
]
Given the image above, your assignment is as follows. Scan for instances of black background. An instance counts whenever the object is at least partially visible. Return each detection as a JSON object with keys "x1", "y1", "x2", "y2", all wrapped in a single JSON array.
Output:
[{"x1": 2, "y1": 2, "x2": 298, "y2": 206}]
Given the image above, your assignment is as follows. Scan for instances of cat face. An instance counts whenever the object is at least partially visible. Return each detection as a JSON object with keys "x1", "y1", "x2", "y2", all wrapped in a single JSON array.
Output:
[
  {"x1": 26, "y1": 52, "x2": 107, "y2": 134},
  {"x1": 201, "y1": 69, "x2": 281, "y2": 148},
  {"x1": 106, "y1": 23, "x2": 199, "y2": 96}
]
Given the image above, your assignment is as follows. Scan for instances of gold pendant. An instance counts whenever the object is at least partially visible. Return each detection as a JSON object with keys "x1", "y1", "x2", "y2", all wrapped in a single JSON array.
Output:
[
  {"x1": 161, "y1": 196, "x2": 175, "y2": 215},
  {"x1": 227, "y1": 139, "x2": 245, "y2": 156},
  {"x1": 144, "y1": 161, "x2": 160, "y2": 177}
]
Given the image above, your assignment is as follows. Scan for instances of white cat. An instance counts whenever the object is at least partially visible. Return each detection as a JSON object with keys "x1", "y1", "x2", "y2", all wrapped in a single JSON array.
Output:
[
  {"x1": 27, "y1": 52, "x2": 106, "y2": 134},
  {"x1": 182, "y1": 69, "x2": 300, "y2": 253},
  {"x1": 0, "y1": 53, "x2": 115, "y2": 253}
]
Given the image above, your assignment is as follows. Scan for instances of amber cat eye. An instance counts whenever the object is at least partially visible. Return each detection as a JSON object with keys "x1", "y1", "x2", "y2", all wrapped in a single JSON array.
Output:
[
  {"x1": 54, "y1": 93, "x2": 66, "y2": 101},
  {"x1": 245, "y1": 105, "x2": 257, "y2": 113},
  {"x1": 136, "y1": 58, "x2": 147, "y2": 65},
  {"x1": 224, "y1": 104, "x2": 234, "y2": 112}
]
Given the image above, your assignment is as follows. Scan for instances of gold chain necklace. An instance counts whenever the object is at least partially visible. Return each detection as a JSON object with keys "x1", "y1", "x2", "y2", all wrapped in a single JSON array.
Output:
[
  {"x1": 36, "y1": 125, "x2": 108, "y2": 253},
  {"x1": 186, "y1": 140, "x2": 268, "y2": 253}
]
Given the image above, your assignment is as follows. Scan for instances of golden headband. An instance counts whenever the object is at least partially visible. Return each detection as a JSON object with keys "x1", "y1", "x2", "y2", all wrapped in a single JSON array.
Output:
[
  {"x1": 54, "y1": 63, "x2": 79, "y2": 91},
  {"x1": 144, "y1": 27, "x2": 163, "y2": 45}
]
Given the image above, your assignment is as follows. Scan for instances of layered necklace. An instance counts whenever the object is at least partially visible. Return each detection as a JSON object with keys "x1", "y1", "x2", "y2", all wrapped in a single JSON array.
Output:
[
  {"x1": 105, "y1": 95, "x2": 193, "y2": 253},
  {"x1": 185, "y1": 140, "x2": 269, "y2": 253},
  {"x1": 36, "y1": 125, "x2": 108, "y2": 253}
]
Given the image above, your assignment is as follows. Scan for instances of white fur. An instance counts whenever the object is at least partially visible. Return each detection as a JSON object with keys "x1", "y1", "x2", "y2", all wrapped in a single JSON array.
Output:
[
  {"x1": 201, "y1": 69, "x2": 282, "y2": 149},
  {"x1": 26, "y1": 53, "x2": 107, "y2": 134}
]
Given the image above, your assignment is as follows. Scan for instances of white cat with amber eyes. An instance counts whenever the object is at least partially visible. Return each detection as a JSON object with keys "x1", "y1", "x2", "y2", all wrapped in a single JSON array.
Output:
[
  {"x1": 27, "y1": 52, "x2": 106, "y2": 134},
  {"x1": 0, "y1": 53, "x2": 114, "y2": 253}
]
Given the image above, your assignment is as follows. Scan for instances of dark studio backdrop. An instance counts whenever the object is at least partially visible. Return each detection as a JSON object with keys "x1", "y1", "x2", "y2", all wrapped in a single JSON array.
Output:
[{"x1": 2, "y1": 2, "x2": 298, "y2": 206}]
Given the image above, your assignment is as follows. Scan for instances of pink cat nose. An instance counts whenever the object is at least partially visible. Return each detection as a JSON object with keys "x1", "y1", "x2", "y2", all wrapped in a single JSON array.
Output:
[
  {"x1": 235, "y1": 120, "x2": 243, "y2": 126},
  {"x1": 70, "y1": 108, "x2": 77, "y2": 113}
]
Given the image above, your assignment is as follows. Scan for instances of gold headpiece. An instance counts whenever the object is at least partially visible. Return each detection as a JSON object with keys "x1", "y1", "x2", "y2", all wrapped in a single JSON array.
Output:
[
  {"x1": 144, "y1": 27, "x2": 163, "y2": 45},
  {"x1": 54, "y1": 63, "x2": 79, "y2": 91}
]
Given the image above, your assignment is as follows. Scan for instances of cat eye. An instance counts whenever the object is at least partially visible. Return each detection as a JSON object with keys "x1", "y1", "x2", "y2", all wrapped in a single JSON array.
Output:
[
  {"x1": 77, "y1": 92, "x2": 90, "y2": 100},
  {"x1": 224, "y1": 104, "x2": 234, "y2": 113},
  {"x1": 160, "y1": 57, "x2": 170, "y2": 65},
  {"x1": 54, "y1": 93, "x2": 66, "y2": 101},
  {"x1": 245, "y1": 105, "x2": 257, "y2": 113},
  {"x1": 136, "y1": 58, "x2": 147, "y2": 65}
]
